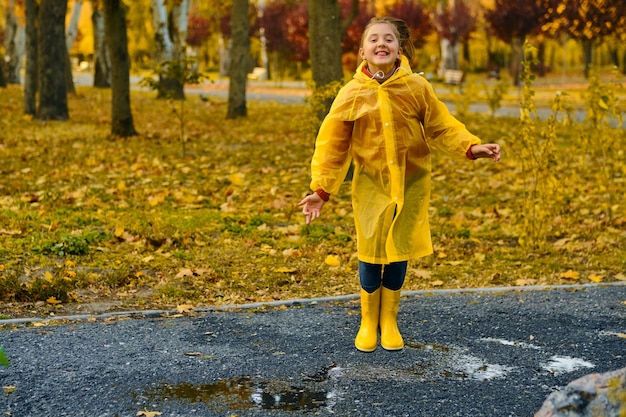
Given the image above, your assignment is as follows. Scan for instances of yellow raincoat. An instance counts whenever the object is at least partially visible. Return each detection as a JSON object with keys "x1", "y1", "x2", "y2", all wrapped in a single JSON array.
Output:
[{"x1": 310, "y1": 56, "x2": 481, "y2": 264}]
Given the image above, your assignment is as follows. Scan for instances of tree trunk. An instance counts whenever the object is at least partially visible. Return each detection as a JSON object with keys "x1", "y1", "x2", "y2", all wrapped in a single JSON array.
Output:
[
  {"x1": 510, "y1": 36, "x2": 523, "y2": 87},
  {"x1": 65, "y1": 0, "x2": 83, "y2": 50},
  {"x1": 37, "y1": 0, "x2": 68, "y2": 121},
  {"x1": 64, "y1": 0, "x2": 83, "y2": 95},
  {"x1": 92, "y1": 5, "x2": 111, "y2": 87},
  {"x1": 582, "y1": 38, "x2": 593, "y2": 78},
  {"x1": 103, "y1": 0, "x2": 137, "y2": 137},
  {"x1": 24, "y1": 0, "x2": 38, "y2": 114},
  {"x1": 151, "y1": 0, "x2": 184, "y2": 99},
  {"x1": 0, "y1": 63, "x2": 5, "y2": 87},
  {"x1": 5, "y1": 0, "x2": 26, "y2": 84},
  {"x1": 308, "y1": 0, "x2": 343, "y2": 118},
  {"x1": 227, "y1": 0, "x2": 249, "y2": 119}
]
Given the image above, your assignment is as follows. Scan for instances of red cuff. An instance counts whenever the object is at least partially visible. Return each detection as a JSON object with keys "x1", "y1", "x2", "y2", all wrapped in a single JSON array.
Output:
[
  {"x1": 467, "y1": 146, "x2": 477, "y2": 160},
  {"x1": 315, "y1": 189, "x2": 330, "y2": 201}
]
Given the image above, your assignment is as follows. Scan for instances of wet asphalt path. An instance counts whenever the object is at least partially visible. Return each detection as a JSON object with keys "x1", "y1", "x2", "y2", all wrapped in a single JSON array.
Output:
[{"x1": 1, "y1": 284, "x2": 625, "y2": 417}]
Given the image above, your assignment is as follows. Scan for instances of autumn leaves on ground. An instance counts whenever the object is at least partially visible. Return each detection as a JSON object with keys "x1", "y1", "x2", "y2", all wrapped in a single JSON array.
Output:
[{"x1": 0, "y1": 82, "x2": 624, "y2": 319}]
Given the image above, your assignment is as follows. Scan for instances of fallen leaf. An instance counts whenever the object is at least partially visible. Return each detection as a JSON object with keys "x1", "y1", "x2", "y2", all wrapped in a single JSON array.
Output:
[
  {"x1": 430, "y1": 280, "x2": 444, "y2": 287},
  {"x1": 137, "y1": 411, "x2": 162, "y2": 417},
  {"x1": 177, "y1": 304, "x2": 195, "y2": 314},
  {"x1": 559, "y1": 270, "x2": 580, "y2": 280},
  {"x1": 614, "y1": 273, "x2": 626, "y2": 281},
  {"x1": 588, "y1": 274, "x2": 604, "y2": 283},
  {"x1": 325, "y1": 255, "x2": 340, "y2": 267},
  {"x1": 616, "y1": 333, "x2": 626, "y2": 339},
  {"x1": 175, "y1": 268, "x2": 194, "y2": 278},
  {"x1": 275, "y1": 267, "x2": 297, "y2": 273},
  {"x1": 282, "y1": 248, "x2": 302, "y2": 257},
  {"x1": 410, "y1": 268, "x2": 432, "y2": 279},
  {"x1": 46, "y1": 297, "x2": 62, "y2": 305},
  {"x1": 184, "y1": 352, "x2": 202, "y2": 356}
]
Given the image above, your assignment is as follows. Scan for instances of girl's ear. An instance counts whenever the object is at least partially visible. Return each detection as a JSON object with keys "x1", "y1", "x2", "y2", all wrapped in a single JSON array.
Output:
[
  {"x1": 359, "y1": 48, "x2": 365, "y2": 60},
  {"x1": 398, "y1": 48, "x2": 403, "y2": 56}
]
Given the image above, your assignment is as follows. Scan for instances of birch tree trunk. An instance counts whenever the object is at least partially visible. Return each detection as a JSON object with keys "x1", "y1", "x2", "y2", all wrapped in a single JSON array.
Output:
[
  {"x1": 92, "y1": 3, "x2": 111, "y2": 87},
  {"x1": 103, "y1": 0, "x2": 137, "y2": 137},
  {"x1": 24, "y1": 0, "x2": 38, "y2": 114},
  {"x1": 151, "y1": 0, "x2": 186, "y2": 99},
  {"x1": 226, "y1": 0, "x2": 249, "y2": 119},
  {"x1": 64, "y1": 0, "x2": 82, "y2": 94},
  {"x1": 65, "y1": 0, "x2": 83, "y2": 50},
  {"x1": 5, "y1": 0, "x2": 26, "y2": 84},
  {"x1": 37, "y1": 0, "x2": 68, "y2": 120}
]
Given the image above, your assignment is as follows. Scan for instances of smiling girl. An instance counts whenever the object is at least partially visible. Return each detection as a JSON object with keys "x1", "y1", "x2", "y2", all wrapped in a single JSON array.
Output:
[{"x1": 298, "y1": 17, "x2": 500, "y2": 352}]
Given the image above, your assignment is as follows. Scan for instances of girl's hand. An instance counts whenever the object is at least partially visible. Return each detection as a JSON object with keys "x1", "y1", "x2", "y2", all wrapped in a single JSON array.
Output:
[
  {"x1": 297, "y1": 193, "x2": 325, "y2": 224},
  {"x1": 470, "y1": 144, "x2": 501, "y2": 162}
]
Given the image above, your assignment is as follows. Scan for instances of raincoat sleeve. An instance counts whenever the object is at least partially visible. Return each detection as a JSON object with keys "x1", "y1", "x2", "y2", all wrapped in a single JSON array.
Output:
[
  {"x1": 418, "y1": 79, "x2": 481, "y2": 158},
  {"x1": 309, "y1": 90, "x2": 354, "y2": 195}
]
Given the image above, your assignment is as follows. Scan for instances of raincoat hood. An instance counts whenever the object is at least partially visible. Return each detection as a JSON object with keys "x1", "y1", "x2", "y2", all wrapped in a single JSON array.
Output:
[{"x1": 310, "y1": 55, "x2": 481, "y2": 263}]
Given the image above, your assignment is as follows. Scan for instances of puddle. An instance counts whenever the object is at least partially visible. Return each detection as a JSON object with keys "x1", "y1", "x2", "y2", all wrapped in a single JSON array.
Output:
[
  {"x1": 541, "y1": 355, "x2": 595, "y2": 375},
  {"x1": 137, "y1": 375, "x2": 334, "y2": 412},
  {"x1": 480, "y1": 337, "x2": 542, "y2": 350}
]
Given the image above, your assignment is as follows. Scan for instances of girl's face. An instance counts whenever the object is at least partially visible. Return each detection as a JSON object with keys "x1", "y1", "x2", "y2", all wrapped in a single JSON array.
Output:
[{"x1": 359, "y1": 22, "x2": 402, "y2": 76}]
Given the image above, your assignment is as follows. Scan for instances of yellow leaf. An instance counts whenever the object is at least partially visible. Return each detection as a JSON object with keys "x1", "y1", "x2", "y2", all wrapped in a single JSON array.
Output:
[
  {"x1": 614, "y1": 273, "x2": 626, "y2": 281},
  {"x1": 559, "y1": 270, "x2": 579, "y2": 280},
  {"x1": 177, "y1": 304, "x2": 195, "y2": 314},
  {"x1": 137, "y1": 411, "x2": 162, "y2": 417},
  {"x1": 597, "y1": 98, "x2": 609, "y2": 110},
  {"x1": 588, "y1": 274, "x2": 604, "y2": 283},
  {"x1": 275, "y1": 267, "x2": 297, "y2": 273},
  {"x1": 229, "y1": 172, "x2": 244, "y2": 186},
  {"x1": 431, "y1": 280, "x2": 444, "y2": 287},
  {"x1": 324, "y1": 255, "x2": 340, "y2": 267},
  {"x1": 45, "y1": 271, "x2": 53, "y2": 281},
  {"x1": 616, "y1": 333, "x2": 626, "y2": 339},
  {"x1": 437, "y1": 252, "x2": 447, "y2": 259},
  {"x1": 46, "y1": 297, "x2": 62, "y2": 305},
  {"x1": 474, "y1": 252, "x2": 486, "y2": 262},
  {"x1": 114, "y1": 226, "x2": 125, "y2": 238}
]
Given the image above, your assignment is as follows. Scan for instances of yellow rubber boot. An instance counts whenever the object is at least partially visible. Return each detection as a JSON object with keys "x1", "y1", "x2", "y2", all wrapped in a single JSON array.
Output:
[
  {"x1": 380, "y1": 287, "x2": 404, "y2": 350},
  {"x1": 354, "y1": 288, "x2": 381, "y2": 352}
]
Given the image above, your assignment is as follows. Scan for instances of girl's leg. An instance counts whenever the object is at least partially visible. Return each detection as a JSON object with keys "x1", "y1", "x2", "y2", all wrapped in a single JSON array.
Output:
[
  {"x1": 358, "y1": 261, "x2": 382, "y2": 293},
  {"x1": 380, "y1": 261, "x2": 407, "y2": 350},
  {"x1": 381, "y1": 261, "x2": 407, "y2": 290},
  {"x1": 355, "y1": 261, "x2": 382, "y2": 352}
]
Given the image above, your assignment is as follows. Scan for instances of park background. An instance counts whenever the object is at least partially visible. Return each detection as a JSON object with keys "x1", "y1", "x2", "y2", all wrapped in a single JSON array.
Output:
[{"x1": 0, "y1": 0, "x2": 624, "y2": 318}]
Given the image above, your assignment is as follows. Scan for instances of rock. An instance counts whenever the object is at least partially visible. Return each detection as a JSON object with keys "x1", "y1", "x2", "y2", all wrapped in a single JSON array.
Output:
[{"x1": 535, "y1": 368, "x2": 626, "y2": 417}]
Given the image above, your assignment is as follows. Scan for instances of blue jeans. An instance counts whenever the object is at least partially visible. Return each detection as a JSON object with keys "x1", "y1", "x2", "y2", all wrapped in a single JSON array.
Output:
[{"x1": 359, "y1": 261, "x2": 408, "y2": 293}]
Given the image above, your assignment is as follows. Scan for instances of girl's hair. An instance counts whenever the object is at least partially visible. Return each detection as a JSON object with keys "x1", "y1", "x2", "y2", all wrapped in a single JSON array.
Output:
[{"x1": 360, "y1": 17, "x2": 415, "y2": 64}]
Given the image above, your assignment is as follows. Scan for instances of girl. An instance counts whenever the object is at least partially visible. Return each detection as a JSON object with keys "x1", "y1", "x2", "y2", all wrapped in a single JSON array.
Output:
[{"x1": 298, "y1": 17, "x2": 500, "y2": 352}]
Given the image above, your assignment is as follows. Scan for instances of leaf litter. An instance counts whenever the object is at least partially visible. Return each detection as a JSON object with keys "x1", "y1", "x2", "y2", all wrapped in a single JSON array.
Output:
[{"x1": 0, "y1": 85, "x2": 624, "y2": 318}]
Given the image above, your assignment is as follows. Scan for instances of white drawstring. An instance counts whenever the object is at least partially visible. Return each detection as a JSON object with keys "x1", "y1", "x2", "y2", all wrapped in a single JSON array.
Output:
[{"x1": 369, "y1": 65, "x2": 404, "y2": 81}]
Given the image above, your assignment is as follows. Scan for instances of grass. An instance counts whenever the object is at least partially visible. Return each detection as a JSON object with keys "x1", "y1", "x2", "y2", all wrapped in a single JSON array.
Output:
[{"x1": 0, "y1": 80, "x2": 624, "y2": 318}]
